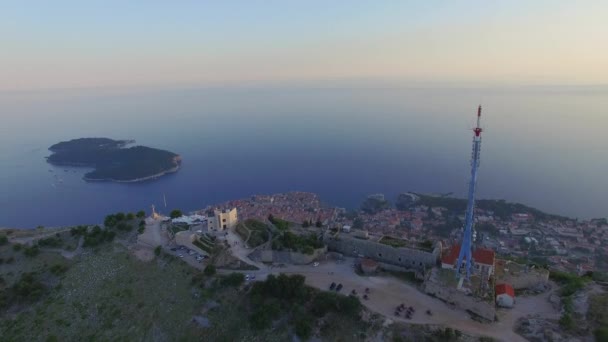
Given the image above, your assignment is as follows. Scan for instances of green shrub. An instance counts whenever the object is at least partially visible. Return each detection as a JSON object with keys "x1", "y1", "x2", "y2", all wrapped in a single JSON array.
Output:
[
  {"x1": 83, "y1": 226, "x2": 115, "y2": 247},
  {"x1": 204, "y1": 265, "x2": 216, "y2": 276},
  {"x1": 70, "y1": 225, "x2": 87, "y2": 236},
  {"x1": 268, "y1": 214, "x2": 289, "y2": 230},
  {"x1": 104, "y1": 214, "x2": 117, "y2": 227},
  {"x1": 170, "y1": 209, "x2": 182, "y2": 219},
  {"x1": 594, "y1": 327, "x2": 608, "y2": 341},
  {"x1": 24, "y1": 245, "x2": 40, "y2": 257},
  {"x1": 13, "y1": 272, "x2": 45, "y2": 300},
  {"x1": 273, "y1": 231, "x2": 323, "y2": 254},
  {"x1": 0, "y1": 235, "x2": 8, "y2": 245},
  {"x1": 559, "y1": 313, "x2": 575, "y2": 330},
  {"x1": 249, "y1": 299, "x2": 281, "y2": 330},
  {"x1": 294, "y1": 312, "x2": 313, "y2": 338},
  {"x1": 50, "y1": 264, "x2": 68, "y2": 275},
  {"x1": 154, "y1": 246, "x2": 161, "y2": 256},
  {"x1": 38, "y1": 236, "x2": 62, "y2": 248},
  {"x1": 116, "y1": 222, "x2": 133, "y2": 231},
  {"x1": 220, "y1": 273, "x2": 245, "y2": 287},
  {"x1": 550, "y1": 270, "x2": 590, "y2": 297}
]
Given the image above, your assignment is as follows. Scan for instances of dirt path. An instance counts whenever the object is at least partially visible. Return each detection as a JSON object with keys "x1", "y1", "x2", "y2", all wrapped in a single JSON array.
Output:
[
  {"x1": 133, "y1": 218, "x2": 171, "y2": 261},
  {"x1": 61, "y1": 236, "x2": 84, "y2": 259},
  {"x1": 8, "y1": 227, "x2": 73, "y2": 245},
  {"x1": 224, "y1": 227, "x2": 267, "y2": 270},
  {"x1": 138, "y1": 219, "x2": 164, "y2": 247}
]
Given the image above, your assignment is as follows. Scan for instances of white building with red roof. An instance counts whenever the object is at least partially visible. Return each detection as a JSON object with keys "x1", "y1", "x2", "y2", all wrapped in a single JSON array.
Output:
[
  {"x1": 495, "y1": 283, "x2": 515, "y2": 308},
  {"x1": 441, "y1": 244, "x2": 496, "y2": 277}
]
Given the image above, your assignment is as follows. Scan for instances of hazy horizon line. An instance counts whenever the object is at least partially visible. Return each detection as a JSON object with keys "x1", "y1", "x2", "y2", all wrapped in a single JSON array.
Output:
[{"x1": 2, "y1": 77, "x2": 607, "y2": 95}]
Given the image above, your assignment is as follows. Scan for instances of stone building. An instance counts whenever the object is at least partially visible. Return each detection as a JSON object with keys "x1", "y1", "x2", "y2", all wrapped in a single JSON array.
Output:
[
  {"x1": 207, "y1": 208, "x2": 238, "y2": 231},
  {"x1": 495, "y1": 283, "x2": 515, "y2": 308},
  {"x1": 441, "y1": 244, "x2": 496, "y2": 277},
  {"x1": 360, "y1": 258, "x2": 379, "y2": 274},
  {"x1": 324, "y1": 232, "x2": 440, "y2": 272}
]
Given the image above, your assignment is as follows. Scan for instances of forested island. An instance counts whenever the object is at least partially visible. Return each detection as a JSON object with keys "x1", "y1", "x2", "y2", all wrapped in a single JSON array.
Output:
[{"x1": 47, "y1": 138, "x2": 181, "y2": 182}]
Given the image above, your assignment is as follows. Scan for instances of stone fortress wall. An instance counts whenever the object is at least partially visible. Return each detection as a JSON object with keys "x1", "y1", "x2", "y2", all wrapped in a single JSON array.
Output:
[
  {"x1": 323, "y1": 233, "x2": 441, "y2": 272},
  {"x1": 495, "y1": 259, "x2": 550, "y2": 290},
  {"x1": 499, "y1": 268, "x2": 550, "y2": 290},
  {"x1": 249, "y1": 246, "x2": 327, "y2": 265}
]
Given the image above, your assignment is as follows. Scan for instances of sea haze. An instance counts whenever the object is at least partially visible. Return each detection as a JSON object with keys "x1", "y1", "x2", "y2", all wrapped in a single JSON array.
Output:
[{"x1": 1, "y1": 83, "x2": 607, "y2": 228}]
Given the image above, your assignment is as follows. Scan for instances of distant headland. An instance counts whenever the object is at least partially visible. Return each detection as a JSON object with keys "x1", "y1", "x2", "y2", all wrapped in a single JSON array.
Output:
[{"x1": 46, "y1": 138, "x2": 181, "y2": 183}]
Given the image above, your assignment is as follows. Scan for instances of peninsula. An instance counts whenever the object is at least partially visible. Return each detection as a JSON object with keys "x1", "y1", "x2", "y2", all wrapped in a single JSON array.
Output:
[{"x1": 47, "y1": 138, "x2": 181, "y2": 182}]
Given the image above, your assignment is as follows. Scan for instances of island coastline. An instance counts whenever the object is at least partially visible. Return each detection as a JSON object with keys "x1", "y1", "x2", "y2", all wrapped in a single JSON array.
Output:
[
  {"x1": 83, "y1": 157, "x2": 182, "y2": 183},
  {"x1": 46, "y1": 138, "x2": 182, "y2": 183}
]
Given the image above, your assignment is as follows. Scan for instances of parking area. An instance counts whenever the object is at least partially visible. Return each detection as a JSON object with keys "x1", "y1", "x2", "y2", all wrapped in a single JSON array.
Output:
[{"x1": 168, "y1": 245, "x2": 209, "y2": 266}]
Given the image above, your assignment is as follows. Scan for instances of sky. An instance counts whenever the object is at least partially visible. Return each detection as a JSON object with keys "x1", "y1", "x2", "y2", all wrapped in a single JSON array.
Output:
[{"x1": 1, "y1": 1, "x2": 607, "y2": 90}]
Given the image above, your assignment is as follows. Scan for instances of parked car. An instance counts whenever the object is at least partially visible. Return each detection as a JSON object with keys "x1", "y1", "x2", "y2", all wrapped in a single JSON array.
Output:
[
  {"x1": 330, "y1": 282, "x2": 336, "y2": 290},
  {"x1": 313, "y1": 262, "x2": 319, "y2": 267},
  {"x1": 336, "y1": 283, "x2": 343, "y2": 291}
]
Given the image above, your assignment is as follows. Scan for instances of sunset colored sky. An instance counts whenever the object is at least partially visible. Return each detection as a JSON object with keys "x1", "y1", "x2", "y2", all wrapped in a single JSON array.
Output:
[{"x1": 2, "y1": 1, "x2": 607, "y2": 90}]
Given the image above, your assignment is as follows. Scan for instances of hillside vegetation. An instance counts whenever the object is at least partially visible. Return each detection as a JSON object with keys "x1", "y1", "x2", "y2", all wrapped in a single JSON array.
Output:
[{"x1": 414, "y1": 194, "x2": 567, "y2": 221}]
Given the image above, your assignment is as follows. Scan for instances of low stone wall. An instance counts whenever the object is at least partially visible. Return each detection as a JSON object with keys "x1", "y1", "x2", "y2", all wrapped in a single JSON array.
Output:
[
  {"x1": 291, "y1": 246, "x2": 327, "y2": 264},
  {"x1": 377, "y1": 262, "x2": 425, "y2": 280},
  {"x1": 249, "y1": 246, "x2": 327, "y2": 265},
  {"x1": 498, "y1": 269, "x2": 550, "y2": 290},
  {"x1": 423, "y1": 269, "x2": 496, "y2": 322},
  {"x1": 324, "y1": 234, "x2": 439, "y2": 271}
]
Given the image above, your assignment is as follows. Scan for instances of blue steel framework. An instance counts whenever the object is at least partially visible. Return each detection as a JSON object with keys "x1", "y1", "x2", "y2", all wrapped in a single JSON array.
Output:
[{"x1": 455, "y1": 105, "x2": 483, "y2": 279}]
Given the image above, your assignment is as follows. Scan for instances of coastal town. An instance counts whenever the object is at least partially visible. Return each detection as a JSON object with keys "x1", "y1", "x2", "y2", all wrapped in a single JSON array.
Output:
[
  {"x1": 2, "y1": 191, "x2": 607, "y2": 341},
  {"x1": 195, "y1": 191, "x2": 608, "y2": 275}
]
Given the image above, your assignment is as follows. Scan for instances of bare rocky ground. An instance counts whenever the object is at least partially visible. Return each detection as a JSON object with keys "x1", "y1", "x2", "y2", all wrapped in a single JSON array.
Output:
[
  {"x1": 515, "y1": 283, "x2": 607, "y2": 342},
  {"x1": 516, "y1": 314, "x2": 584, "y2": 342}
]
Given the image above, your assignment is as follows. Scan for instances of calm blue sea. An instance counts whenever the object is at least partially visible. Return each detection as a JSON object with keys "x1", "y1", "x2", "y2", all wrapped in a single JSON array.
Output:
[{"x1": 1, "y1": 83, "x2": 607, "y2": 228}]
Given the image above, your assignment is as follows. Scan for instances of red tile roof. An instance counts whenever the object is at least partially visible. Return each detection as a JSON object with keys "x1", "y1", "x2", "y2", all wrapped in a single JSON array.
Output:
[
  {"x1": 442, "y1": 244, "x2": 460, "y2": 265},
  {"x1": 495, "y1": 283, "x2": 515, "y2": 298},
  {"x1": 473, "y1": 248, "x2": 495, "y2": 266},
  {"x1": 441, "y1": 244, "x2": 495, "y2": 266},
  {"x1": 361, "y1": 258, "x2": 378, "y2": 268}
]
